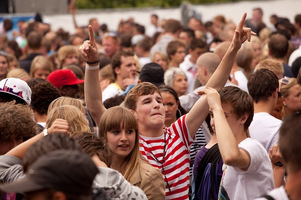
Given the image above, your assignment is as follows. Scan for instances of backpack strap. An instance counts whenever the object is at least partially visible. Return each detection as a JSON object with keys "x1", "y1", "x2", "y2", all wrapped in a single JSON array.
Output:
[{"x1": 195, "y1": 143, "x2": 221, "y2": 200}]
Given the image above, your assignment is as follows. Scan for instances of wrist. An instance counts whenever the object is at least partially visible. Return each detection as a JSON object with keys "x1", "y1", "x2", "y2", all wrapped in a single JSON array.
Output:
[
  {"x1": 86, "y1": 60, "x2": 100, "y2": 65},
  {"x1": 86, "y1": 63, "x2": 99, "y2": 70},
  {"x1": 43, "y1": 128, "x2": 48, "y2": 136}
]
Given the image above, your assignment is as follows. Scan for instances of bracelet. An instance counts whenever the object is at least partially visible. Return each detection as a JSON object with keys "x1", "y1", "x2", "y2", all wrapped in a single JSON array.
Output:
[
  {"x1": 86, "y1": 63, "x2": 99, "y2": 70},
  {"x1": 43, "y1": 129, "x2": 48, "y2": 136},
  {"x1": 86, "y1": 60, "x2": 100, "y2": 65}
]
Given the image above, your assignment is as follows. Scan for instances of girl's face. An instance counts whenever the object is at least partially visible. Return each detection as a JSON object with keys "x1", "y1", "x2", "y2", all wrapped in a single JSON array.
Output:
[
  {"x1": 173, "y1": 74, "x2": 188, "y2": 97},
  {"x1": 283, "y1": 84, "x2": 301, "y2": 113},
  {"x1": 153, "y1": 54, "x2": 168, "y2": 71},
  {"x1": 161, "y1": 91, "x2": 178, "y2": 127},
  {"x1": 63, "y1": 53, "x2": 79, "y2": 67},
  {"x1": 33, "y1": 69, "x2": 51, "y2": 80},
  {"x1": 106, "y1": 127, "x2": 136, "y2": 159},
  {"x1": 0, "y1": 55, "x2": 8, "y2": 77}
]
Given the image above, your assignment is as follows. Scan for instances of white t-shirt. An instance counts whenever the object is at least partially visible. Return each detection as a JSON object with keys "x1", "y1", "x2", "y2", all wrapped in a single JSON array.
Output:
[
  {"x1": 255, "y1": 186, "x2": 289, "y2": 200},
  {"x1": 234, "y1": 70, "x2": 249, "y2": 93},
  {"x1": 249, "y1": 112, "x2": 282, "y2": 152},
  {"x1": 219, "y1": 138, "x2": 274, "y2": 200},
  {"x1": 102, "y1": 83, "x2": 123, "y2": 102},
  {"x1": 180, "y1": 54, "x2": 197, "y2": 93}
]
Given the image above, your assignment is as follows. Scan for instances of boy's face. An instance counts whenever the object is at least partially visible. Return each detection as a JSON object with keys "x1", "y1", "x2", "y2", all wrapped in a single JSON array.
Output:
[
  {"x1": 211, "y1": 103, "x2": 242, "y2": 134},
  {"x1": 170, "y1": 46, "x2": 186, "y2": 65},
  {"x1": 134, "y1": 92, "x2": 166, "y2": 131}
]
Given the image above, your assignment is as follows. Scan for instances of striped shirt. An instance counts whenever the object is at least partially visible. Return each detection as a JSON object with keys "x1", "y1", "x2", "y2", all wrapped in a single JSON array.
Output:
[{"x1": 139, "y1": 115, "x2": 193, "y2": 200}]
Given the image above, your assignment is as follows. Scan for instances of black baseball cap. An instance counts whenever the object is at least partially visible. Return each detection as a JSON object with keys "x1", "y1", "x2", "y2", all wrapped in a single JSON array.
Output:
[
  {"x1": 139, "y1": 62, "x2": 164, "y2": 87},
  {"x1": 0, "y1": 150, "x2": 98, "y2": 195}
]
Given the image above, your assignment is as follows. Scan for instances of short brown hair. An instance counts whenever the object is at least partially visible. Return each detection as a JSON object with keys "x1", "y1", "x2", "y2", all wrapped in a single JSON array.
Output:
[
  {"x1": 279, "y1": 111, "x2": 301, "y2": 173},
  {"x1": 166, "y1": 39, "x2": 186, "y2": 59},
  {"x1": 164, "y1": 19, "x2": 182, "y2": 34},
  {"x1": 124, "y1": 82, "x2": 159, "y2": 111},
  {"x1": 219, "y1": 86, "x2": 254, "y2": 131}
]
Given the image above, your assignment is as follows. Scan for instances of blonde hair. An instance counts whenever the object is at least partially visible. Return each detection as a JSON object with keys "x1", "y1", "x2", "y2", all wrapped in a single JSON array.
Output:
[
  {"x1": 99, "y1": 64, "x2": 115, "y2": 83},
  {"x1": 255, "y1": 59, "x2": 284, "y2": 79},
  {"x1": 30, "y1": 56, "x2": 53, "y2": 77},
  {"x1": 7, "y1": 68, "x2": 30, "y2": 81},
  {"x1": 99, "y1": 106, "x2": 141, "y2": 181},
  {"x1": 46, "y1": 105, "x2": 90, "y2": 135},
  {"x1": 280, "y1": 78, "x2": 298, "y2": 97},
  {"x1": 48, "y1": 96, "x2": 84, "y2": 113},
  {"x1": 57, "y1": 45, "x2": 80, "y2": 68}
]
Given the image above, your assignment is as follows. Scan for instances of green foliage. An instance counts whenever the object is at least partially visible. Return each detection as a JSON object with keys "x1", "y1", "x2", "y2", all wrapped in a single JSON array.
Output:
[{"x1": 76, "y1": 0, "x2": 241, "y2": 9}]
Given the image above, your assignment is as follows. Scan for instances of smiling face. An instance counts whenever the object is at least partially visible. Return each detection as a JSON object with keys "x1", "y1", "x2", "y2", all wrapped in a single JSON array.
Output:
[{"x1": 134, "y1": 92, "x2": 165, "y2": 131}]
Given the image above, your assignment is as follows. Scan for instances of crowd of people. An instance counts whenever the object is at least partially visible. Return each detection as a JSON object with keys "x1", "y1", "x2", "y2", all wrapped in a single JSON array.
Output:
[{"x1": 0, "y1": 4, "x2": 301, "y2": 200}]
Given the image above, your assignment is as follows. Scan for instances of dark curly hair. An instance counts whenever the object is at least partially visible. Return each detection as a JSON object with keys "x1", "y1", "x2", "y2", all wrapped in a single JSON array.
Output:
[
  {"x1": 30, "y1": 79, "x2": 61, "y2": 115},
  {"x1": 0, "y1": 103, "x2": 36, "y2": 142}
]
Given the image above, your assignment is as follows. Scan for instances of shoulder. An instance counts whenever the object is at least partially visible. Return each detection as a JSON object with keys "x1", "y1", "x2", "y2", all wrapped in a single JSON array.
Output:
[{"x1": 139, "y1": 161, "x2": 163, "y2": 178}]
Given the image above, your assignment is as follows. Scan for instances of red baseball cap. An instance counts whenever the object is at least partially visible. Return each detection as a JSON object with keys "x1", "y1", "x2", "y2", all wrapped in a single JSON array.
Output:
[{"x1": 47, "y1": 69, "x2": 84, "y2": 88}]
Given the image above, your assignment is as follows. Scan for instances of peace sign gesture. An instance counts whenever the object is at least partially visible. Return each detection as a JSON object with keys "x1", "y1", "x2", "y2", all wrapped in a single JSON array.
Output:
[
  {"x1": 232, "y1": 13, "x2": 256, "y2": 50},
  {"x1": 79, "y1": 25, "x2": 99, "y2": 64}
]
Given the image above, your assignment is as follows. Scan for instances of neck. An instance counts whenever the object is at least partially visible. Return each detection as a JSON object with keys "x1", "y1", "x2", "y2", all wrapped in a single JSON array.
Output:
[
  {"x1": 205, "y1": 133, "x2": 217, "y2": 148},
  {"x1": 165, "y1": 117, "x2": 177, "y2": 128},
  {"x1": 142, "y1": 51, "x2": 150, "y2": 57},
  {"x1": 114, "y1": 78, "x2": 124, "y2": 90},
  {"x1": 285, "y1": 170, "x2": 301, "y2": 200},
  {"x1": 139, "y1": 123, "x2": 164, "y2": 137},
  {"x1": 169, "y1": 61, "x2": 179, "y2": 68},
  {"x1": 253, "y1": 100, "x2": 275, "y2": 114},
  {"x1": 33, "y1": 111, "x2": 47, "y2": 123},
  {"x1": 27, "y1": 48, "x2": 41, "y2": 54},
  {"x1": 110, "y1": 155, "x2": 125, "y2": 173}
]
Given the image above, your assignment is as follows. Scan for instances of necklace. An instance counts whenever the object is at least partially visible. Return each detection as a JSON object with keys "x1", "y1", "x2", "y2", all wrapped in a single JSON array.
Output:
[{"x1": 147, "y1": 130, "x2": 171, "y2": 192}]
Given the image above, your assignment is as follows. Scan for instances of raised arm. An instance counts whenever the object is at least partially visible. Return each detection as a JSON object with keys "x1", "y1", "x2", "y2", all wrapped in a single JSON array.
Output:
[
  {"x1": 6, "y1": 119, "x2": 69, "y2": 159},
  {"x1": 79, "y1": 25, "x2": 106, "y2": 126},
  {"x1": 202, "y1": 87, "x2": 250, "y2": 170},
  {"x1": 186, "y1": 13, "x2": 255, "y2": 138}
]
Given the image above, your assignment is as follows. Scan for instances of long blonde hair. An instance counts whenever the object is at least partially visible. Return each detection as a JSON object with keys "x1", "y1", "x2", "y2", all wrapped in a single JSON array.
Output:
[
  {"x1": 46, "y1": 105, "x2": 91, "y2": 135},
  {"x1": 99, "y1": 106, "x2": 141, "y2": 181}
]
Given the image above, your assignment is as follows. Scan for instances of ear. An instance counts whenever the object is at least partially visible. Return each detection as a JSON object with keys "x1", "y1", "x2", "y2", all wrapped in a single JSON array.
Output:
[
  {"x1": 129, "y1": 109, "x2": 138, "y2": 120},
  {"x1": 51, "y1": 191, "x2": 67, "y2": 200},
  {"x1": 240, "y1": 113, "x2": 249, "y2": 125},
  {"x1": 202, "y1": 66, "x2": 208, "y2": 76},
  {"x1": 137, "y1": 79, "x2": 142, "y2": 84},
  {"x1": 115, "y1": 67, "x2": 120, "y2": 75}
]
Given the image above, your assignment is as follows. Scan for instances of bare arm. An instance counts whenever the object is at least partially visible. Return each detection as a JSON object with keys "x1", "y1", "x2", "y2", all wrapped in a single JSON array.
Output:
[
  {"x1": 79, "y1": 25, "x2": 106, "y2": 126},
  {"x1": 186, "y1": 13, "x2": 255, "y2": 138},
  {"x1": 203, "y1": 87, "x2": 250, "y2": 170},
  {"x1": 6, "y1": 119, "x2": 69, "y2": 159}
]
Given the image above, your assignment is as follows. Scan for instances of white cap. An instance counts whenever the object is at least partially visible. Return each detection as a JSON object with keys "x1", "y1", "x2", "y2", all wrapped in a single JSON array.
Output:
[{"x1": 0, "y1": 78, "x2": 32, "y2": 104}]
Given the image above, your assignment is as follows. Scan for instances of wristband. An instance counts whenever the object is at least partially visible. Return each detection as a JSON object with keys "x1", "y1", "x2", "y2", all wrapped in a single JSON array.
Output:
[
  {"x1": 43, "y1": 129, "x2": 48, "y2": 136},
  {"x1": 86, "y1": 60, "x2": 100, "y2": 65},
  {"x1": 86, "y1": 63, "x2": 99, "y2": 70}
]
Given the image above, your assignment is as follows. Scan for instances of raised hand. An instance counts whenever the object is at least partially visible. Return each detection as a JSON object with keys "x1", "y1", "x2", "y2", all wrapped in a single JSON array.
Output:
[
  {"x1": 198, "y1": 87, "x2": 222, "y2": 112},
  {"x1": 232, "y1": 13, "x2": 256, "y2": 50},
  {"x1": 79, "y1": 25, "x2": 99, "y2": 63},
  {"x1": 47, "y1": 118, "x2": 69, "y2": 135}
]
